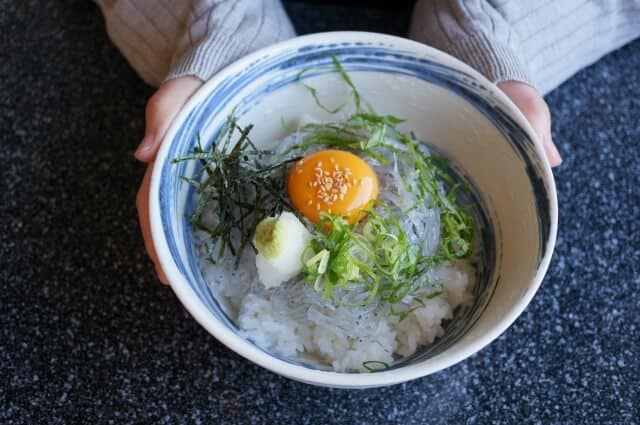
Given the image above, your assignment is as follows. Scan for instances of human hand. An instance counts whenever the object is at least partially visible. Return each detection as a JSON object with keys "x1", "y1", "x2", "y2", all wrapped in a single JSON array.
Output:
[
  {"x1": 498, "y1": 81, "x2": 562, "y2": 167},
  {"x1": 135, "y1": 76, "x2": 203, "y2": 284},
  {"x1": 134, "y1": 78, "x2": 559, "y2": 284}
]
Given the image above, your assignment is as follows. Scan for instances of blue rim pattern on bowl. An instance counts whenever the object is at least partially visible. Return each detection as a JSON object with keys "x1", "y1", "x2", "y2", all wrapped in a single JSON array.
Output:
[{"x1": 158, "y1": 42, "x2": 553, "y2": 372}]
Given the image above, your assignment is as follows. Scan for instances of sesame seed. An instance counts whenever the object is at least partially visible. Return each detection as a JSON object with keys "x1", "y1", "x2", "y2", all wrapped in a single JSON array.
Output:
[
  {"x1": 306, "y1": 159, "x2": 364, "y2": 208},
  {"x1": 307, "y1": 199, "x2": 313, "y2": 206}
]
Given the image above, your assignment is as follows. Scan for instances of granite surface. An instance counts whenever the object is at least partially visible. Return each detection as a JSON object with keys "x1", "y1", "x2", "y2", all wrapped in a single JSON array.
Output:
[{"x1": 1, "y1": 1, "x2": 639, "y2": 424}]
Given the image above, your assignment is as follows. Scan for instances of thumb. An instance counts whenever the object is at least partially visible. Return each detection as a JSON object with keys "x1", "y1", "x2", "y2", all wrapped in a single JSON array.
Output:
[
  {"x1": 135, "y1": 76, "x2": 203, "y2": 163},
  {"x1": 498, "y1": 81, "x2": 562, "y2": 167}
]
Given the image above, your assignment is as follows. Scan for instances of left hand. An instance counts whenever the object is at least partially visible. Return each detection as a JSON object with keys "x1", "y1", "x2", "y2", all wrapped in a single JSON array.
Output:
[{"x1": 498, "y1": 81, "x2": 562, "y2": 167}]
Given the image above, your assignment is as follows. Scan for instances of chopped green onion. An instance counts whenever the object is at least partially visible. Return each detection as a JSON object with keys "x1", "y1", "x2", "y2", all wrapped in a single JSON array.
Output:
[
  {"x1": 296, "y1": 58, "x2": 474, "y2": 307},
  {"x1": 362, "y1": 361, "x2": 390, "y2": 372}
]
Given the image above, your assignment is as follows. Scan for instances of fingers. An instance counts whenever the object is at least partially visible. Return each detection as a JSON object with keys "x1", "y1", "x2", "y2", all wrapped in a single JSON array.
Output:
[
  {"x1": 497, "y1": 81, "x2": 562, "y2": 167},
  {"x1": 137, "y1": 163, "x2": 169, "y2": 284},
  {"x1": 135, "y1": 76, "x2": 203, "y2": 284},
  {"x1": 135, "y1": 76, "x2": 203, "y2": 163}
]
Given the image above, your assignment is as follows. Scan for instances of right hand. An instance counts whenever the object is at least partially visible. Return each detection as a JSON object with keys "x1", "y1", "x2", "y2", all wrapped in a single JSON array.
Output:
[{"x1": 135, "y1": 76, "x2": 203, "y2": 284}]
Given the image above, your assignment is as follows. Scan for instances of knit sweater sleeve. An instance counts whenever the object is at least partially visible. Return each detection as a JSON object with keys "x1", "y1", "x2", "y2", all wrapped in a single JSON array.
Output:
[
  {"x1": 165, "y1": 0, "x2": 295, "y2": 82},
  {"x1": 410, "y1": 0, "x2": 640, "y2": 95},
  {"x1": 409, "y1": 0, "x2": 533, "y2": 87},
  {"x1": 96, "y1": 0, "x2": 295, "y2": 87}
]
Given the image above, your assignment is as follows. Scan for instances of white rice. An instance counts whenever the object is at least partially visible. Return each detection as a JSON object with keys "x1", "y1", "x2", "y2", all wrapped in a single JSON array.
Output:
[{"x1": 194, "y1": 131, "x2": 475, "y2": 372}]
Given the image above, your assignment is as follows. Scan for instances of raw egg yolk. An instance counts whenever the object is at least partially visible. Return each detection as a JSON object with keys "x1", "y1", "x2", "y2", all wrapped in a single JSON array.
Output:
[{"x1": 287, "y1": 149, "x2": 379, "y2": 223}]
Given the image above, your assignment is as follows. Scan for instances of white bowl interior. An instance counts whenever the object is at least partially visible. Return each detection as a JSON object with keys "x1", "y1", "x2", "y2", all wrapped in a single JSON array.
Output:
[{"x1": 151, "y1": 33, "x2": 556, "y2": 388}]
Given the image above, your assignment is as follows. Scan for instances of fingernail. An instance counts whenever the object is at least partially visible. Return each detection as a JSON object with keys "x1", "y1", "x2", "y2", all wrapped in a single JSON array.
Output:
[
  {"x1": 156, "y1": 265, "x2": 169, "y2": 285},
  {"x1": 134, "y1": 136, "x2": 154, "y2": 160},
  {"x1": 545, "y1": 137, "x2": 563, "y2": 167}
]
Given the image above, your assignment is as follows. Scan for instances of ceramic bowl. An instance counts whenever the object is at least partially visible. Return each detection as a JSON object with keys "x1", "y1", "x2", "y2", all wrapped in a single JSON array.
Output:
[{"x1": 149, "y1": 32, "x2": 557, "y2": 388}]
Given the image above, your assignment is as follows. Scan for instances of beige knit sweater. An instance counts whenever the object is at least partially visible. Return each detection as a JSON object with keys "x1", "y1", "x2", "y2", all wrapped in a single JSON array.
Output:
[{"x1": 96, "y1": 0, "x2": 640, "y2": 95}]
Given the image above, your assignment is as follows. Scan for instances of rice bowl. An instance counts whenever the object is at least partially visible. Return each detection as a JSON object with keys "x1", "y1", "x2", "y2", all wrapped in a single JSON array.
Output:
[{"x1": 149, "y1": 32, "x2": 557, "y2": 388}]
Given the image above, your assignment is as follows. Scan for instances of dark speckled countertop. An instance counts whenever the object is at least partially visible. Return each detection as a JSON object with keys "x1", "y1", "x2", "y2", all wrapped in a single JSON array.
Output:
[{"x1": 1, "y1": 1, "x2": 639, "y2": 424}]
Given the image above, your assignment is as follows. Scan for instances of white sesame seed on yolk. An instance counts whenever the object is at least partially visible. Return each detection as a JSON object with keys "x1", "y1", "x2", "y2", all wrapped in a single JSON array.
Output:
[{"x1": 287, "y1": 149, "x2": 379, "y2": 223}]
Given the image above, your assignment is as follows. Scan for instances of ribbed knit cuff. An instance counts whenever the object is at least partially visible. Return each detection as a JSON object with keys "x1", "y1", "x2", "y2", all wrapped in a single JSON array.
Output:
[
  {"x1": 165, "y1": 33, "x2": 246, "y2": 82},
  {"x1": 444, "y1": 33, "x2": 534, "y2": 87}
]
